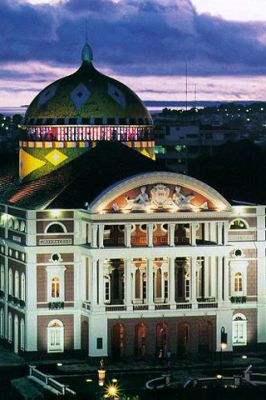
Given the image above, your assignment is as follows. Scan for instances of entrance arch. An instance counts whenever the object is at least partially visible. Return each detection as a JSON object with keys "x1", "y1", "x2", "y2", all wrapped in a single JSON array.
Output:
[
  {"x1": 198, "y1": 320, "x2": 214, "y2": 354},
  {"x1": 156, "y1": 322, "x2": 168, "y2": 356},
  {"x1": 177, "y1": 321, "x2": 191, "y2": 355},
  {"x1": 112, "y1": 323, "x2": 125, "y2": 360},
  {"x1": 47, "y1": 319, "x2": 64, "y2": 353},
  {"x1": 135, "y1": 323, "x2": 147, "y2": 357}
]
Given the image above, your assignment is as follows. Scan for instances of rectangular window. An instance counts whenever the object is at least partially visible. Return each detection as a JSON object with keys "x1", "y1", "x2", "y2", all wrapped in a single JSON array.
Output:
[
  {"x1": 97, "y1": 338, "x2": 103, "y2": 349},
  {"x1": 164, "y1": 280, "x2": 168, "y2": 300},
  {"x1": 142, "y1": 281, "x2": 146, "y2": 299},
  {"x1": 105, "y1": 282, "x2": 110, "y2": 302}
]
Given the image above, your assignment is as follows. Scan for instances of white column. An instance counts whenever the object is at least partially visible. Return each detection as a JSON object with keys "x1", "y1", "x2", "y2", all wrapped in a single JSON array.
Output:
[
  {"x1": 210, "y1": 256, "x2": 216, "y2": 298},
  {"x1": 223, "y1": 256, "x2": 229, "y2": 301},
  {"x1": 217, "y1": 256, "x2": 223, "y2": 303},
  {"x1": 217, "y1": 222, "x2": 223, "y2": 245},
  {"x1": 90, "y1": 258, "x2": 98, "y2": 308},
  {"x1": 132, "y1": 267, "x2": 136, "y2": 302},
  {"x1": 98, "y1": 225, "x2": 104, "y2": 248},
  {"x1": 147, "y1": 258, "x2": 154, "y2": 309},
  {"x1": 190, "y1": 257, "x2": 197, "y2": 304},
  {"x1": 124, "y1": 259, "x2": 132, "y2": 310},
  {"x1": 25, "y1": 257, "x2": 37, "y2": 351},
  {"x1": 147, "y1": 223, "x2": 154, "y2": 247},
  {"x1": 204, "y1": 257, "x2": 209, "y2": 298},
  {"x1": 169, "y1": 257, "x2": 175, "y2": 308},
  {"x1": 210, "y1": 222, "x2": 216, "y2": 242},
  {"x1": 74, "y1": 313, "x2": 81, "y2": 350},
  {"x1": 204, "y1": 222, "x2": 210, "y2": 241},
  {"x1": 91, "y1": 225, "x2": 98, "y2": 248},
  {"x1": 98, "y1": 259, "x2": 104, "y2": 308},
  {"x1": 223, "y1": 221, "x2": 229, "y2": 245},
  {"x1": 125, "y1": 224, "x2": 132, "y2": 248},
  {"x1": 168, "y1": 223, "x2": 175, "y2": 247},
  {"x1": 191, "y1": 222, "x2": 197, "y2": 246}
]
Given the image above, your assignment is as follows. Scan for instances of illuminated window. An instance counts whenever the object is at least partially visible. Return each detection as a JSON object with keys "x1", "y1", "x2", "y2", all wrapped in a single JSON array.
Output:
[
  {"x1": 46, "y1": 265, "x2": 65, "y2": 302},
  {"x1": 8, "y1": 312, "x2": 12, "y2": 342},
  {"x1": 14, "y1": 220, "x2": 19, "y2": 231},
  {"x1": 21, "y1": 273, "x2": 25, "y2": 302},
  {"x1": 230, "y1": 219, "x2": 248, "y2": 230},
  {"x1": 20, "y1": 221, "x2": 26, "y2": 232},
  {"x1": 8, "y1": 269, "x2": 13, "y2": 295},
  {"x1": 47, "y1": 319, "x2": 64, "y2": 352},
  {"x1": 233, "y1": 313, "x2": 247, "y2": 346},
  {"x1": 14, "y1": 271, "x2": 19, "y2": 298},
  {"x1": 20, "y1": 319, "x2": 25, "y2": 350},
  {"x1": 51, "y1": 277, "x2": 60, "y2": 298},
  {"x1": 234, "y1": 272, "x2": 243, "y2": 292},
  {"x1": 0, "y1": 265, "x2": 4, "y2": 291}
]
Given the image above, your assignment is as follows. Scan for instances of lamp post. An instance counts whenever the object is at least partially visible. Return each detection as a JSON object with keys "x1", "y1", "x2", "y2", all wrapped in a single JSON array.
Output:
[{"x1": 220, "y1": 327, "x2": 227, "y2": 371}]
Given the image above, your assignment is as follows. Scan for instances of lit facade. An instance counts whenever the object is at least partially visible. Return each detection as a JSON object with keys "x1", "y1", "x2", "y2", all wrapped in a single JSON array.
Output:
[{"x1": 0, "y1": 45, "x2": 264, "y2": 358}]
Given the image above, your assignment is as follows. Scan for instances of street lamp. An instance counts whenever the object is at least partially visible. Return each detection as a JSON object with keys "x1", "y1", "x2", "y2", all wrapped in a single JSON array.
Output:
[{"x1": 105, "y1": 383, "x2": 119, "y2": 400}]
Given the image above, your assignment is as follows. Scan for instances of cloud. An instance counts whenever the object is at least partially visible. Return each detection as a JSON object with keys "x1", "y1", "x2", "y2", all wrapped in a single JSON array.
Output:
[{"x1": 1, "y1": 0, "x2": 266, "y2": 105}]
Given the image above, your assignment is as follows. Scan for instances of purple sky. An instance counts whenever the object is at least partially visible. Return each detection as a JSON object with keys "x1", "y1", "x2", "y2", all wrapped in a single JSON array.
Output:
[{"x1": 1, "y1": 0, "x2": 266, "y2": 106}]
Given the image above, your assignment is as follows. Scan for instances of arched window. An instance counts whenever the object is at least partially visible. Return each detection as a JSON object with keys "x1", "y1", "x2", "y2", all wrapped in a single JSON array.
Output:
[
  {"x1": 21, "y1": 273, "x2": 25, "y2": 302},
  {"x1": 20, "y1": 221, "x2": 26, "y2": 232},
  {"x1": 8, "y1": 219, "x2": 13, "y2": 230},
  {"x1": 0, "y1": 265, "x2": 4, "y2": 291},
  {"x1": 51, "y1": 277, "x2": 60, "y2": 298},
  {"x1": 20, "y1": 319, "x2": 25, "y2": 351},
  {"x1": 14, "y1": 271, "x2": 19, "y2": 298},
  {"x1": 156, "y1": 322, "x2": 168, "y2": 356},
  {"x1": 8, "y1": 312, "x2": 12, "y2": 342},
  {"x1": 13, "y1": 219, "x2": 19, "y2": 231},
  {"x1": 8, "y1": 269, "x2": 13, "y2": 295},
  {"x1": 0, "y1": 308, "x2": 4, "y2": 337},
  {"x1": 230, "y1": 219, "x2": 248, "y2": 230},
  {"x1": 46, "y1": 223, "x2": 66, "y2": 234},
  {"x1": 135, "y1": 323, "x2": 147, "y2": 357},
  {"x1": 234, "y1": 272, "x2": 243, "y2": 292},
  {"x1": 47, "y1": 319, "x2": 64, "y2": 352},
  {"x1": 233, "y1": 313, "x2": 247, "y2": 346}
]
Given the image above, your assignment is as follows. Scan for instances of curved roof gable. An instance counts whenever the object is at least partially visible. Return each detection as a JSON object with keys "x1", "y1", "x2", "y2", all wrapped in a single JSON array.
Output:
[{"x1": 91, "y1": 171, "x2": 232, "y2": 214}]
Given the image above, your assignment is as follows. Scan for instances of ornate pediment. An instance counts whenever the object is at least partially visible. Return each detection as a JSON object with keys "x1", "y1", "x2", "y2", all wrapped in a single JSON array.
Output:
[
  {"x1": 90, "y1": 172, "x2": 231, "y2": 214},
  {"x1": 122, "y1": 184, "x2": 205, "y2": 212}
]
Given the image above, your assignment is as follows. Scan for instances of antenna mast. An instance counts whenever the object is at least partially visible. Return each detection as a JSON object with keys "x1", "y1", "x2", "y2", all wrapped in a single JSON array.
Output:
[{"x1": 185, "y1": 63, "x2": 188, "y2": 111}]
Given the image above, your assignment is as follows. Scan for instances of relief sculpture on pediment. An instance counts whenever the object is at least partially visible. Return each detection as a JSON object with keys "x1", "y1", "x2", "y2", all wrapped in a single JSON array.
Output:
[{"x1": 123, "y1": 184, "x2": 202, "y2": 211}]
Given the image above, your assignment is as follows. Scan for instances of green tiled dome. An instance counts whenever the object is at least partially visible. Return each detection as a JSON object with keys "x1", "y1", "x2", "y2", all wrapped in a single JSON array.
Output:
[{"x1": 25, "y1": 44, "x2": 152, "y2": 126}]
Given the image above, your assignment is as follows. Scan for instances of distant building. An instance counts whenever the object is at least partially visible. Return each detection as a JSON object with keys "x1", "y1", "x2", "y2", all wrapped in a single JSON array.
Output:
[
  {"x1": 0, "y1": 44, "x2": 263, "y2": 359},
  {"x1": 154, "y1": 120, "x2": 247, "y2": 173}
]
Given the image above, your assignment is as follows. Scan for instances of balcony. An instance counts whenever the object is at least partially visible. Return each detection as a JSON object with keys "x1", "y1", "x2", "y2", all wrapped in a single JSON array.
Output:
[{"x1": 48, "y1": 301, "x2": 64, "y2": 310}]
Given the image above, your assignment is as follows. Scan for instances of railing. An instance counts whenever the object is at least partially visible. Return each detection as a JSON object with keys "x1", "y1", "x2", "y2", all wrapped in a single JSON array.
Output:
[
  {"x1": 155, "y1": 304, "x2": 170, "y2": 310},
  {"x1": 228, "y1": 232, "x2": 256, "y2": 241},
  {"x1": 105, "y1": 305, "x2": 127, "y2": 312},
  {"x1": 176, "y1": 303, "x2": 192, "y2": 309},
  {"x1": 133, "y1": 304, "x2": 149, "y2": 311},
  {"x1": 198, "y1": 302, "x2": 218, "y2": 309},
  {"x1": 82, "y1": 301, "x2": 219, "y2": 312},
  {"x1": 29, "y1": 366, "x2": 76, "y2": 396}
]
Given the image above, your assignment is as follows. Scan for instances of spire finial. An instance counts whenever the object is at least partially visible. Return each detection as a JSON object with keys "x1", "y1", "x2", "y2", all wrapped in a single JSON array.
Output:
[{"x1": 81, "y1": 19, "x2": 93, "y2": 62}]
